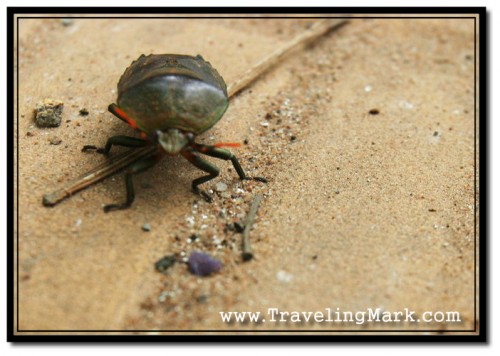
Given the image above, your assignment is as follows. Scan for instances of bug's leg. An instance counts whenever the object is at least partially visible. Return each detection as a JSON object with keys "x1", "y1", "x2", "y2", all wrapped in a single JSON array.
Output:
[
  {"x1": 181, "y1": 148, "x2": 220, "y2": 202},
  {"x1": 82, "y1": 136, "x2": 148, "y2": 154},
  {"x1": 192, "y1": 143, "x2": 268, "y2": 183},
  {"x1": 103, "y1": 152, "x2": 162, "y2": 212}
]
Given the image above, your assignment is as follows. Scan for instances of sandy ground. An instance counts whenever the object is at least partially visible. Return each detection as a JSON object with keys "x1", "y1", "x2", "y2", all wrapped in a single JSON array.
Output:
[{"x1": 15, "y1": 14, "x2": 479, "y2": 334}]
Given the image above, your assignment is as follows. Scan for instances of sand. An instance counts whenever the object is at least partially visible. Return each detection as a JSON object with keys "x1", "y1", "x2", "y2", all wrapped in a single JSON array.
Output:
[{"x1": 15, "y1": 14, "x2": 479, "y2": 334}]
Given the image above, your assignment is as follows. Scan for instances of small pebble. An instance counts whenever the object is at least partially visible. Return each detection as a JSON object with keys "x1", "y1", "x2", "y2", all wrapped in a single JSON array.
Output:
[
  {"x1": 142, "y1": 223, "x2": 151, "y2": 232},
  {"x1": 79, "y1": 108, "x2": 89, "y2": 116},
  {"x1": 49, "y1": 136, "x2": 62, "y2": 145},
  {"x1": 61, "y1": 18, "x2": 74, "y2": 26},
  {"x1": 155, "y1": 255, "x2": 176, "y2": 274},
  {"x1": 35, "y1": 99, "x2": 64, "y2": 127},
  {"x1": 188, "y1": 251, "x2": 222, "y2": 276},
  {"x1": 276, "y1": 270, "x2": 294, "y2": 283},
  {"x1": 215, "y1": 182, "x2": 228, "y2": 192}
]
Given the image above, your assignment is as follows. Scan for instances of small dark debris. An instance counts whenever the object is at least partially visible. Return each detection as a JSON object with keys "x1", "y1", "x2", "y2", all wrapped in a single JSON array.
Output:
[
  {"x1": 265, "y1": 112, "x2": 272, "y2": 120},
  {"x1": 189, "y1": 234, "x2": 199, "y2": 242},
  {"x1": 188, "y1": 251, "x2": 222, "y2": 276},
  {"x1": 35, "y1": 99, "x2": 64, "y2": 127},
  {"x1": 26, "y1": 131, "x2": 35, "y2": 137},
  {"x1": 142, "y1": 223, "x2": 151, "y2": 231},
  {"x1": 140, "y1": 299, "x2": 155, "y2": 311},
  {"x1": 290, "y1": 135, "x2": 297, "y2": 142},
  {"x1": 312, "y1": 255, "x2": 318, "y2": 260},
  {"x1": 368, "y1": 108, "x2": 380, "y2": 115},
  {"x1": 234, "y1": 222, "x2": 245, "y2": 233},
  {"x1": 79, "y1": 108, "x2": 89, "y2": 116},
  {"x1": 155, "y1": 255, "x2": 177, "y2": 274},
  {"x1": 428, "y1": 208, "x2": 437, "y2": 212},
  {"x1": 433, "y1": 131, "x2": 439, "y2": 136},
  {"x1": 196, "y1": 294, "x2": 209, "y2": 304},
  {"x1": 49, "y1": 136, "x2": 62, "y2": 145},
  {"x1": 242, "y1": 252, "x2": 253, "y2": 262},
  {"x1": 243, "y1": 138, "x2": 249, "y2": 145}
]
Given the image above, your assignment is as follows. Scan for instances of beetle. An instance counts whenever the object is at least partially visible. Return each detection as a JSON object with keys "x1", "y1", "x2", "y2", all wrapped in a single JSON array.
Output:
[{"x1": 83, "y1": 54, "x2": 266, "y2": 212}]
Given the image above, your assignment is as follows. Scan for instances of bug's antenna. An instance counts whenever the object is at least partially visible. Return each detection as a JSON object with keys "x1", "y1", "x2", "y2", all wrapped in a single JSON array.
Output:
[{"x1": 43, "y1": 18, "x2": 349, "y2": 207}]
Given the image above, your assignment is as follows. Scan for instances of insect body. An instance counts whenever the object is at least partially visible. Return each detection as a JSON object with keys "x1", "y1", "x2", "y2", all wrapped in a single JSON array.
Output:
[{"x1": 84, "y1": 54, "x2": 266, "y2": 212}]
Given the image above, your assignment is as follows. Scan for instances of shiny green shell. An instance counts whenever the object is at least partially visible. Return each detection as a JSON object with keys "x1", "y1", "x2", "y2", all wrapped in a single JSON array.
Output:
[{"x1": 116, "y1": 54, "x2": 229, "y2": 135}]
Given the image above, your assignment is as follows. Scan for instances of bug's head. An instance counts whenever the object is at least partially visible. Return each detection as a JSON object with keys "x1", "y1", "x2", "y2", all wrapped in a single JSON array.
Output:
[{"x1": 157, "y1": 129, "x2": 190, "y2": 155}]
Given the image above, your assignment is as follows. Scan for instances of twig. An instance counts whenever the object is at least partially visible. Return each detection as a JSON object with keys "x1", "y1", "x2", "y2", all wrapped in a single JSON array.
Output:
[
  {"x1": 241, "y1": 194, "x2": 263, "y2": 261},
  {"x1": 227, "y1": 18, "x2": 348, "y2": 97},
  {"x1": 42, "y1": 18, "x2": 349, "y2": 207},
  {"x1": 42, "y1": 146, "x2": 156, "y2": 206}
]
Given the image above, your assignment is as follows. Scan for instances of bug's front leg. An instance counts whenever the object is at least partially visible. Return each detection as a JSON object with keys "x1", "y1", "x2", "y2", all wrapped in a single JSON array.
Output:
[
  {"x1": 192, "y1": 143, "x2": 268, "y2": 183},
  {"x1": 103, "y1": 152, "x2": 162, "y2": 212},
  {"x1": 182, "y1": 143, "x2": 267, "y2": 201},
  {"x1": 180, "y1": 148, "x2": 220, "y2": 202},
  {"x1": 82, "y1": 135, "x2": 148, "y2": 154}
]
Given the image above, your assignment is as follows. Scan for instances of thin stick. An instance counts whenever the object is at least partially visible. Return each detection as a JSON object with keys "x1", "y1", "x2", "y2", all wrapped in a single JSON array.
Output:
[
  {"x1": 42, "y1": 146, "x2": 156, "y2": 206},
  {"x1": 42, "y1": 18, "x2": 348, "y2": 207},
  {"x1": 241, "y1": 194, "x2": 263, "y2": 261},
  {"x1": 227, "y1": 18, "x2": 348, "y2": 97}
]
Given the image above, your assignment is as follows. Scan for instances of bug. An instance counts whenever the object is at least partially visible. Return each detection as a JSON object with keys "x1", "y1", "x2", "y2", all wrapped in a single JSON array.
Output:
[{"x1": 83, "y1": 54, "x2": 266, "y2": 212}]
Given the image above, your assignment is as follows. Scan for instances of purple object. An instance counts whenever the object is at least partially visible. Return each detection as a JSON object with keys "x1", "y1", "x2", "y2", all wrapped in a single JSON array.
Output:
[{"x1": 188, "y1": 251, "x2": 222, "y2": 276}]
